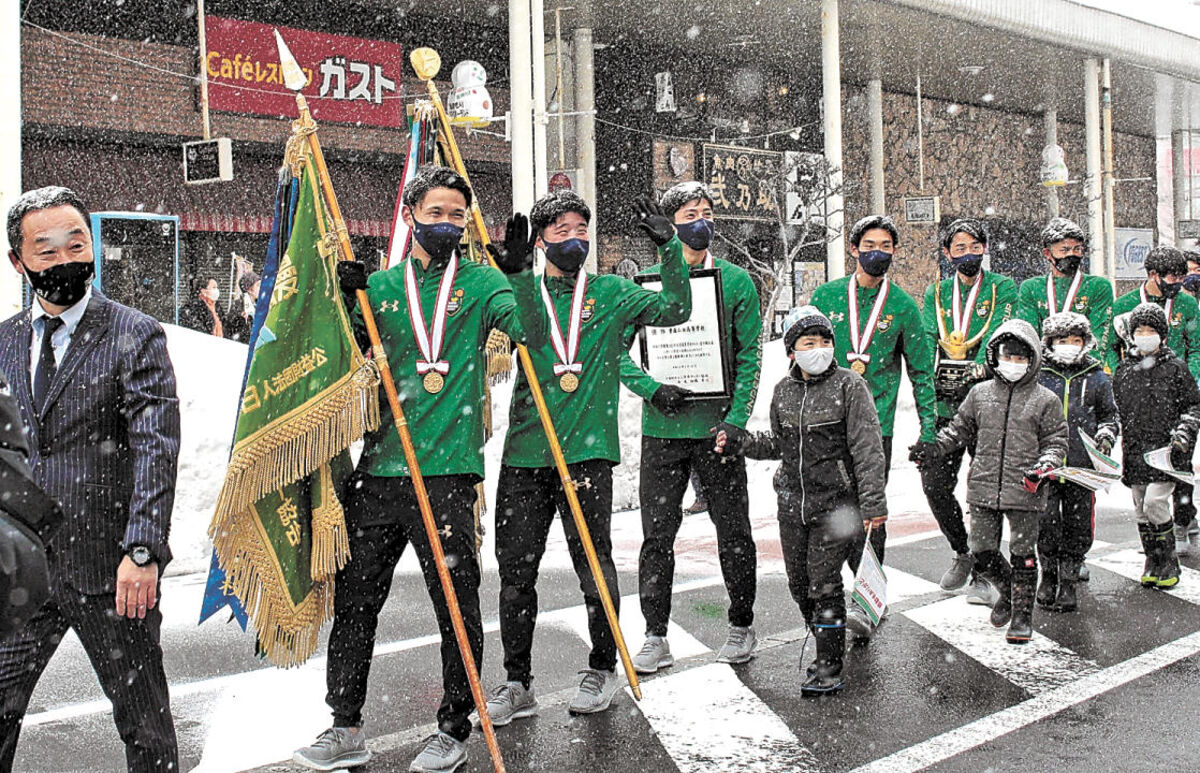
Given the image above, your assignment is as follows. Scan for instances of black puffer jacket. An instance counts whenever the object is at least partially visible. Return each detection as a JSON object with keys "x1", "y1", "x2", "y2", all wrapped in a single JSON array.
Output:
[
  {"x1": 937, "y1": 319, "x2": 1069, "y2": 511},
  {"x1": 1113, "y1": 346, "x2": 1200, "y2": 485},
  {"x1": 744, "y1": 362, "x2": 887, "y2": 525}
]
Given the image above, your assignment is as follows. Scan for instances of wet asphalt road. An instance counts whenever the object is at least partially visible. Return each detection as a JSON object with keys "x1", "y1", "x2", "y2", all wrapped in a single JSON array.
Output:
[{"x1": 15, "y1": 501, "x2": 1200, "y2": 773}]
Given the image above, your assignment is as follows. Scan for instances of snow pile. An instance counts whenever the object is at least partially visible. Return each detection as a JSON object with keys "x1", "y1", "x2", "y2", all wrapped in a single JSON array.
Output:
[{"x1": 162, "y1": 324, "x2": 245, "y2": 575}]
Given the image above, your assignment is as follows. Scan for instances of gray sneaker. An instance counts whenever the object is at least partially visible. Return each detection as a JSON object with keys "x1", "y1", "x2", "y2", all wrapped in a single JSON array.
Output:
[
  {"x1": 409, "y1": 732, "x2": 466, "y2": 773},
  {"x1": 633, "y1": 635, "x2": 675, "y2": 674},
  {"x1": 293, "y1": 727, "x2": 371, "y2": 771},
  {"x1": 966, "y1": 578, "x2": 999, "y2": 606},
  {"x1": 473, "y1": 681, "x2": 538, "y2": 727},
  {"x1": 568, "y1": 668, "x2": 620, "y2": 714},
  {"x1": 715, "y1": 625, "x2": 757, "y2": 664},
  {"x1": 940, "y1": 553, "x2": 975, "y2": 591}
]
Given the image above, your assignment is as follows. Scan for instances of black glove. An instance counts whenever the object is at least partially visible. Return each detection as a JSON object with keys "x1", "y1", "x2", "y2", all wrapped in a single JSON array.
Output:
[
  {"x1": 336, "y1": 260, "x2": 368, "y2": 311},
  {"x1": 649, "y1": 384, "x2": 692, "y2": 416},
  {"x1": 486, "y1": 213, "x2": 538, "y2": 275},
  {"x1": 908, "y1": 441, "x2": 941, "y2": 469},
  {"x1": 711, "y1": 421, "x2": 748, "y2": 455},
  {"x1": 1093, "y1": 429, "x2": 1116, "y2": 456},
  {"x1": 1171, "y1": 444, "x2": 1192, "y2": 472},
  {"x1": 634, "y1": 198, "x2": 675, "y2": 247},
  {"x1": 1023, "y1": 461, "x2": 1055, "y2": 493}
]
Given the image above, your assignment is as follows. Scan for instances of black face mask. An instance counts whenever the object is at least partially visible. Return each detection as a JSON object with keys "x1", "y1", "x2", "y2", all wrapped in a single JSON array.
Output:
[
  {"x1": 22, "y1": 259, "x2": 94, "y2": 307},
  {"x1": 1159, "y1": 278, "x2": 1183, "y2": 300},
  {"x1": 1052, "y1": 255, "x2": 1082, "y2": 276},
  {"x1": 544, "y1": 238, "x2": 589, "y2": 274},
  {"x1": 952, "y1": 254, "x2": 984, "y2": 278}
]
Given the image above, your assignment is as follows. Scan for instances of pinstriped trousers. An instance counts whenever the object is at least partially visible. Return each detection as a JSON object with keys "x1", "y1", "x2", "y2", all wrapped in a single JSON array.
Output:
[{"x1": 0, "y1": 587, "x2": 177, "y2": 772}]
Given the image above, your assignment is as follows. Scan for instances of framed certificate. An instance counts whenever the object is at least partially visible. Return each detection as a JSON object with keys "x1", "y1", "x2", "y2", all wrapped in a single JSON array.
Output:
[{"x1": 634, "y1": 268, "x2": 732, "y2": 400}]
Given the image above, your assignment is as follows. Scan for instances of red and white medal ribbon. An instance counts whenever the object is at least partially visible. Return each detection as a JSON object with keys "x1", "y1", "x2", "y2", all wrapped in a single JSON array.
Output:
[
  {"x1": 1047, "y1": 270, "x2": 1083, "y2": 314},
  {"x1": 1140, "y1": 285, "x2": 1173, "y2": 325},
  {"x1": 540, "y1": 269, "x2": 588, "y2": 376},
  {"x1": 847, "y1": 276, "x2": 890, "y2": 365},
  {"x1": 702, "y1": 252, "x2": 714, "y2": 270},
  {"x1": 951, "y1": 273, "x2": 983, "y2": 337},
  {"x1": 404, "y1": 255, "x2": 458, "y2": 376}
]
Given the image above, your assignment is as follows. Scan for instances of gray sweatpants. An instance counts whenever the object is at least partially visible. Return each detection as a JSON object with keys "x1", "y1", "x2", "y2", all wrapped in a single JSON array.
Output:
[
  {"x1": 968, "y1": 505, "x2": 1040, "y2": 556},
  {"x1": 1132, "y1": 482, "x2": 1176, "y2": 526}
]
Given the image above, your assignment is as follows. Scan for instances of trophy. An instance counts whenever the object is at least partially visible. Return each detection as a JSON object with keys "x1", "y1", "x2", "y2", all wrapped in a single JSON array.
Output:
[{"x1": 933, "y1": 283, "x2": 996, "y2": 402}]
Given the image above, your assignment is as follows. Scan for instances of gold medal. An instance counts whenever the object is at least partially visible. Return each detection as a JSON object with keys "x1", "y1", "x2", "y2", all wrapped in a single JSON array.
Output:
[
  {"x1": 851, "y1": 360, "x2": 867, "y2": 375},
  {"x1": 560, "y1": 373, "x2": 580, "y2": 392},
  {"x1": 423, "y1": 372, "x2": 445, "y2": 394}
]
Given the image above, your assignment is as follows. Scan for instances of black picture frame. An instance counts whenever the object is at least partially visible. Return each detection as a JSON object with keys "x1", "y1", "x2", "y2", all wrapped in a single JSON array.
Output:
[{"x1": 633, "y1": 268, "x2": 732, "y2": 400}]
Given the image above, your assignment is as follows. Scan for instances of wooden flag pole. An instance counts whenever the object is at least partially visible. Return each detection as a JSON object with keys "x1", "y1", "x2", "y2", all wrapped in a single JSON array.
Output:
[
  {"x1": 410, "y1": 47, "x2": 641, "y2": 700},
  {"x1": 275, "y1": 34, "x2": 506, "y2": 773}
]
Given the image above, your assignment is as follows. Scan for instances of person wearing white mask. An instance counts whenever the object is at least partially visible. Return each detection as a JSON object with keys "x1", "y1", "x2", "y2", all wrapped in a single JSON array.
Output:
[
  {"x1": 723, "y1": 306, "x2": 887, "y2": 697},
  {"x1": 924, "y1": 319, "x2": 1068, "y2": 645},
  {"x1": 1113, "y1": 302, "x2": 1200, "y2": 592},
  {"x1": 1034, "y1": 312, "x2": 1119, "y2": 613},
  {"x1": 178, "y1": 276, "x2": 224, "y2": 337}
]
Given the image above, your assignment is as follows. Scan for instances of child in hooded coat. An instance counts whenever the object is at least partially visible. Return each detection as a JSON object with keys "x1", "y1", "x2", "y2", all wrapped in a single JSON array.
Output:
[
  {"x1": 922, "y1": 319, "x2": 1068, "y2": 644},
  {"x1": 1112, "y1": 302, "x2": 1200, "y2": 589},
  {"x1": 1036, "y1": 312, "x2": 1119, "y2": 613}
]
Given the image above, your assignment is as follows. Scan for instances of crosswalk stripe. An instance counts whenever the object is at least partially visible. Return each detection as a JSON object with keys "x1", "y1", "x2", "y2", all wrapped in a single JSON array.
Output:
[
  {"x1": 904, "y1": 596, "x2": 1101, "y2": 694},
  {"x1": 1089, "y1": 549, "x2": 1200, "y2": 605},
  {"x1": 635, "y1": 663, "x2": 822, "y2": 773}
]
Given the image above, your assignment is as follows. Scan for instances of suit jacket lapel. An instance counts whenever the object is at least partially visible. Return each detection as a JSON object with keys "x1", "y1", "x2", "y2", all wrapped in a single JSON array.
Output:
[
  {"x1": 40, "y1": 294, "x2": 109, "y2": 420},
  {"x1": 0, "y1": 313, "x2": 36, "y2": 425}
]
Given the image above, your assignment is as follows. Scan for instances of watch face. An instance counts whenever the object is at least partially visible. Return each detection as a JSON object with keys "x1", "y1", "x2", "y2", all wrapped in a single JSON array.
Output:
[{"x1": 130, "y1": 546, "x2": 152, "y2": 566}]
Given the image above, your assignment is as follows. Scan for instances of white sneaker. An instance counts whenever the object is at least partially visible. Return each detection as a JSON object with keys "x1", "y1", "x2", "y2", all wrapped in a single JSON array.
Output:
[
  {"x1": 965, "y1": 578, "x2": 1000, "y2": 606},
  {"x1": 632, "y1": 635, "x2": 675, "y2": 674},
  {"x1": 568, "y1": 668, "x2": 620, "y2": 714}
]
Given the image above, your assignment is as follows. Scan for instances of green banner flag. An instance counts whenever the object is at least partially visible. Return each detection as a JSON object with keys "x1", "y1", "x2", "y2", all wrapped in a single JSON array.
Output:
[{"x1": 210, "y1": 160, "x2": 379, "y2": 666}]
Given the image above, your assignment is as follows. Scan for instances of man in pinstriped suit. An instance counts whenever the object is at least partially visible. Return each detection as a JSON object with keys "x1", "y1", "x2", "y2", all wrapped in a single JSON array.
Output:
[{"x1": 0, "y1": 188, "x2": 180, "y2": 772}]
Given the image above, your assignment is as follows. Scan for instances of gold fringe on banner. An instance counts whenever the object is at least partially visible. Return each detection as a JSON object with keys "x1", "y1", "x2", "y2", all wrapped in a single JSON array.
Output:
[
  {"x1": 485, "y1": 328, "x2": 513, "y2": 385},
  {"x1": 211, "y1": 363, "x2": 380, "y2": 529},
  {"x1": 210, "y1": 491, "x2": 335, "y2": 668},
  {"x1": 309, "y1": 462, "x2": 351, "y2": 582}
]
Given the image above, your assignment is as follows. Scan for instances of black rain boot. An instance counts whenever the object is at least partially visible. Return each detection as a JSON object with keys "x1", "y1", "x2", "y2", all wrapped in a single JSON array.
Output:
[
  {"x1": 977, "y1": 551, "x2": 1012, "y2": 627},
  {"x1": 1035, "y1": 555, "x2": 1058, "y2": 609},
  {"x1": 1054, "y1": 559, "x2": 1080, "y2": 612},
  {"x1": 1138, "y1": 523, "x2": 1159, "y2": 587},
  {"x1": 801, "y1": 623, "x2": 845, "y2": 697},
  {"x1": 1007, "y1": 559, "x2": 1037, "y2": 644},
  {"x1": 1153, "y1": 521, "x2": 1182, "y2": 589}
]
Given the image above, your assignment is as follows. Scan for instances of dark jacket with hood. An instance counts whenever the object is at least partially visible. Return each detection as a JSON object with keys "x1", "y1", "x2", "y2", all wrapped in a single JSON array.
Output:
[
  {"x1": 743, "y1": 358, "x2": 887, "y2": 525},
  {"x1": 1113, "y1": 344, "x2": 1200, "y2": 485},
  {"x1": 1038, "y1": 315, "x2": 1120, "y2": 469},
  {"x1": 936, "y1": 318, "x2": 1069, "y2": 512}
]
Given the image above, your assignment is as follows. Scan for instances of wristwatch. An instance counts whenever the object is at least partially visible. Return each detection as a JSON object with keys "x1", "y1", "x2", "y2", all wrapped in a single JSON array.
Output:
[{"x1": 128, "y1": 545, "x2": 154, "y2": 567}]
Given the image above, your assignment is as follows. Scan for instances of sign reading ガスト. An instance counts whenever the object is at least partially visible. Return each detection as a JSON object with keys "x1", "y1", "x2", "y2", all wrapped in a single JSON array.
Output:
[
  {"x1": 205, "y1": 17, "x2": 405, "y2": 128},
  {"x1": 702, "y1": 144, "x2": 782, "y2": 222}
]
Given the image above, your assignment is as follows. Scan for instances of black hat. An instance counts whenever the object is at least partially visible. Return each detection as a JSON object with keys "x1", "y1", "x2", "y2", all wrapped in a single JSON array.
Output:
[
  {"x1": 782, "y1": 305, "x2": 835, "y2": 352},
  {"x1": 1129, "y1": 302, "x2": 1168, "y2": 339}
]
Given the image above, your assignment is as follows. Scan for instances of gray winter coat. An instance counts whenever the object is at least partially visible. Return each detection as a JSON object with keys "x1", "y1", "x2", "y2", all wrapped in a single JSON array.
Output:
[
  {"x1": 744, "y1": 363, "x2": 888, "y2": 524},
  {"x1": 937, "y1": 319, "x2": 1069, "y2": 512}
]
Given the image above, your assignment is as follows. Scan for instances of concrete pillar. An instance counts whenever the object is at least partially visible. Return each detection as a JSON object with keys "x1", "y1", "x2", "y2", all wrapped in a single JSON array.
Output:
[
  {"x1": 509, "y1": 0, "x2": 535, "y2": 216},
  {"x1": 821, "y1": 0, "x2": 846, "y2": 280},
  {"x1": 573, "y1": 24, "x2": 597, "y2": 270},
  {"x1": 1084, "y1": 57, "x2": 1104, "y2": 276},
  {"x1": 1044, "y1": 108, "x2": 1060, "y2": 219},
  {"x1": 867, "y1": 78, "x2": 885, "y2": 214},
  {"x1": 0, "y1": 6, "x2": 22, "y2": 313},
  {"x1": 531, "y1": 0, "x2": 548, "y2": 198}
]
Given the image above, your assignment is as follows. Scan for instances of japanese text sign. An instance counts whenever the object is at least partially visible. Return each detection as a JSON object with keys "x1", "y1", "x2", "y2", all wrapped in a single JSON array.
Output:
[
  {"x1": 205, "y1": 16, "x2": 405, "y2": 128},
  {"x1": 702, "y1": 143, "x2": 783, "y2": 222}
]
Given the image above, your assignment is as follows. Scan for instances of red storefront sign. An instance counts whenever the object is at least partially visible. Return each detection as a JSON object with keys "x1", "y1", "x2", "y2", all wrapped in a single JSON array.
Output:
[{"x1": 204, "y1": 16, "x2": 406, "y2": 129}]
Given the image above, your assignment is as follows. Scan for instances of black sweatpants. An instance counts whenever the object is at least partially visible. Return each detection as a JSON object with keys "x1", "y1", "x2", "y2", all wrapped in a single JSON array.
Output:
[
  {"x1": 1175, "y1": 483, "x2": 1196, "y2": 528},
  {"x1": 638, "y1": 436, "x2": 756, "y2": 637},
  {"x1": 0, "y1": 586, "x2": 177, "y2": 772},
  {"x1": 495, "y1": 460, "x2": 618, "y2": 686},
  {"x1": 1038, "y1": 479, "x2": 1095, "y2": 564},
  {"x1": 919, "y1": 417, "x2": 973, "y2": 555},
  {"x1": 778, "y1": 502, "x2": 857, "y2": 628},
  {"x1": 327, "y1": 473, "x2": 482, "y2": 742}
]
